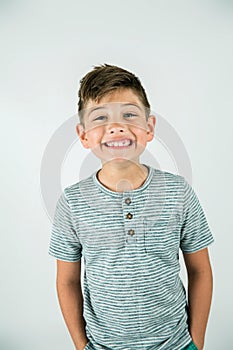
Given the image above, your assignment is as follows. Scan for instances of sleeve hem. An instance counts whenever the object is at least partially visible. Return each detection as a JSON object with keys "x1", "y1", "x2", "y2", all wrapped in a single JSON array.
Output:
[
  {"x1": 181, "y1": 240, "x2": 214, "y2": 254},
  {"x1": 48, "y1": 251, "x2": 82, "y2": 262}
]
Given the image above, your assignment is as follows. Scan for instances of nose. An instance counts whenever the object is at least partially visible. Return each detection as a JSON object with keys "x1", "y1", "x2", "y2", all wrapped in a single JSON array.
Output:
[{"x1": 107, "y1": 123, "x2": 126, "y2": 134}]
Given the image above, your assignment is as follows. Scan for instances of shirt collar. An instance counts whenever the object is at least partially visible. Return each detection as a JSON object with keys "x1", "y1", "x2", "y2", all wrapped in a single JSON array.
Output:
[{"x1": 92, "y1": 164, "x2": 154, "y2": 198}]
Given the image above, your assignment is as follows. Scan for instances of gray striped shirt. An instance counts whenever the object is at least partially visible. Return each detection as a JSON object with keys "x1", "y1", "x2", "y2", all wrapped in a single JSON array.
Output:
[{"x1": 49, "y1": 165, "x2": 214, "y2": 350}]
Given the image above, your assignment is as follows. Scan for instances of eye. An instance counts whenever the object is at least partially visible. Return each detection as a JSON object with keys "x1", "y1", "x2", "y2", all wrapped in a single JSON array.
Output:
[
  {"x1": 93, "y1": 115, "x2": 107, "y2": 121},
  {"x1": 123, "y1": 113, "x2": 137, "y2": 118}
]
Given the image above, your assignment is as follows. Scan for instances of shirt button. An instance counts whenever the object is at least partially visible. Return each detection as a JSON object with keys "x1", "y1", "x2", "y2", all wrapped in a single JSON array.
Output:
[
  {"x1": 126, "y1": 213, "x2": 133, "y2": 219},
  {"x1": 128, "y1": 229, "x2": 135, "y2": 236},
  {"x1": 125, "y1": 198, "x2": 131, "y2": 205}
]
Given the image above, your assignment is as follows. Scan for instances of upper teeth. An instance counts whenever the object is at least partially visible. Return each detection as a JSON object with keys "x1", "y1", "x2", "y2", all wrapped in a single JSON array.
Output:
[{"x1": 105, "y1": 140, "x2": 131, "y2": 147}]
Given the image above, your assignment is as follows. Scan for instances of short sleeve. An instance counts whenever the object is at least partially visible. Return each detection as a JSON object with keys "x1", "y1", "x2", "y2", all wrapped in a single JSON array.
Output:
[
  {"x1": 48, "y1": 191, "x2": 82, "y2": 262},
  {"x1": 180, "y1": 178, "x2": 214, "y2": 253}
]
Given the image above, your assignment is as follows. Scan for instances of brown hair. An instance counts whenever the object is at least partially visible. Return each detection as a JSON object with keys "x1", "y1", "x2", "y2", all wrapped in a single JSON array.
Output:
[{"x1": 78, "y1": 64, "x2": 150, "y2": 126}]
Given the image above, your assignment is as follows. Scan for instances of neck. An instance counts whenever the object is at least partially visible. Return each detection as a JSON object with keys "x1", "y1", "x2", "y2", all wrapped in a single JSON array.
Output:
[{"x1": 97, "y1": 161, "x2": 148, "y2": 192}]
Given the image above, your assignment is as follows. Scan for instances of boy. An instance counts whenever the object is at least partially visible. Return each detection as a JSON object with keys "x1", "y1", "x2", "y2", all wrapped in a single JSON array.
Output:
[{"x1": 49, "y1": 64, "x2": 214, "y2": 350}]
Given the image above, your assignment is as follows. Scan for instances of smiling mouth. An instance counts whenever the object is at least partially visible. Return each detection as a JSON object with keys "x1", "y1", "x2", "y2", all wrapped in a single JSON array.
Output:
[{"x1": 103, "y1": 139, "x2": 133, "y2": 148}]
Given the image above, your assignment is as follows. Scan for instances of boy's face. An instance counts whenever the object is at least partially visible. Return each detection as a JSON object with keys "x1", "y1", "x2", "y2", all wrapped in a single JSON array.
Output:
[{"x1": 76, "y1": 89, "x2": 156, "y2": 165}]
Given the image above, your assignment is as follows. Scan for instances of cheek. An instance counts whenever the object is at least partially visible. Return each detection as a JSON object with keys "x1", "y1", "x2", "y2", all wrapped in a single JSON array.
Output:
[
  {"x1": 131, "y1": 126, "x2": 148, "y2": 141},
  {"x1": 86, "y1": 128, "x2": 102, "y2": 140}
]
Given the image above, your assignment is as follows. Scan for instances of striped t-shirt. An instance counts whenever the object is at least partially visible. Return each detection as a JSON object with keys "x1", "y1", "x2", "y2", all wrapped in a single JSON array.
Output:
[{"x1": 49, "y1": 165, "x2": 214, "y2": 350}]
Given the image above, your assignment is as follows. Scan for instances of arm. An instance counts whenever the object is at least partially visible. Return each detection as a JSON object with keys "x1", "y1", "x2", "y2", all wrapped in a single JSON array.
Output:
[
  {"x1": 183, "y1": 248, "x2": 213, "y2": 350},
  {"x1": 56, "y1": 259, "x2": 89, "y2": 350}
]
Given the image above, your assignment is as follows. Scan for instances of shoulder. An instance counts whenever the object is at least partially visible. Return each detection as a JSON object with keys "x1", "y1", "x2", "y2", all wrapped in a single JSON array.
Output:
[
  {"x1": 150, "y1": 166, "x2": 187, "y2": 190},
  {"x1": 58, "y1": 172, "x2": 97, "y2": 211},
  {"x1": 63, "y1": 172, "x2": 95, "y2": 197}
]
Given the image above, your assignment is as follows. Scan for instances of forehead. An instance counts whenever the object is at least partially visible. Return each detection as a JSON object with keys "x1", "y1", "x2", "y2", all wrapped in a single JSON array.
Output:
[{"x1": 85, "y1": 89, "x2": 143, "y2": 111}]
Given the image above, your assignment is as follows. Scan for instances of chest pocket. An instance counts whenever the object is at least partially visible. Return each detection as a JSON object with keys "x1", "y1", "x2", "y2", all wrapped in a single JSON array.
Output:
[{"x1": 143, "y1": 214, "x2": 181, "y2": 255}]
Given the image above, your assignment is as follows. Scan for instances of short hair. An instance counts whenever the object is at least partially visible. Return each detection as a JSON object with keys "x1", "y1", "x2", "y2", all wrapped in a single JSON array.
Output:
[{"x1": 78, "y1": 63, "x2": 150, "y2": 125}]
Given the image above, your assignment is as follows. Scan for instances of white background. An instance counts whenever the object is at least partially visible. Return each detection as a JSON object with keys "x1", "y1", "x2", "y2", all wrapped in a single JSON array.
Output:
[{"x1": 1, "y1": 0, "x2": 233, "y2": 349}]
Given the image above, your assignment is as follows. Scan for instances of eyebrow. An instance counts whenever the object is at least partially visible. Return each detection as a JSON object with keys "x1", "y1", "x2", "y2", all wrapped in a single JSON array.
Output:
[
  {"x1": 87, "y1": 103, "x2": 143, "y2": 117},
  {"x1": 87, "y1": 106, "x2": 106, "y2": 117},
  {"x1": 122, "y1": 103, "x2": 143, "y2": 111}
]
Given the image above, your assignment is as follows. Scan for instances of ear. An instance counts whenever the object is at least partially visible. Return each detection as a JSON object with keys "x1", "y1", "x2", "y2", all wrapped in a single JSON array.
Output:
[
  {"x1": 76, "y1": 123, "x2": 90, "y2": 149},
  {"x1": 146, "y1": 115, "x2": 156, "y2": 142}
]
